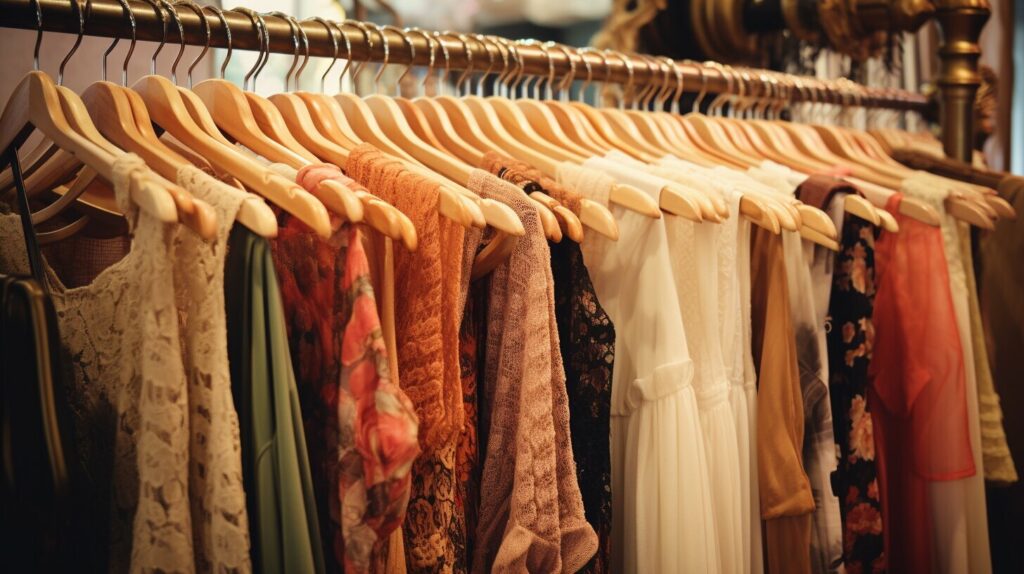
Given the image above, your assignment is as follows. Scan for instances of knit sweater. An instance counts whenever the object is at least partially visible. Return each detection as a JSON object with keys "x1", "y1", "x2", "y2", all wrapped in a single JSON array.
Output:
[{"x1": 466, "y1": 170, "x2": 598, "y2": 573}]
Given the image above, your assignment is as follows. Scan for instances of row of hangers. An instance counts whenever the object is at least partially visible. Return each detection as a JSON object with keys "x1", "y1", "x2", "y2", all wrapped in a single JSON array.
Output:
[{"x1": 1, "y1": 0, "x2": 1011, "y2": 276}]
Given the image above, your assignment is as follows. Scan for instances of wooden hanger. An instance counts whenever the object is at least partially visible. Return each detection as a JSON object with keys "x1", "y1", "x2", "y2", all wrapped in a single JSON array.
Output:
[
  {"x1": 1, "y1": 71, "x2": 178, "y2": 224},
  {"x1": 404, "y1": 31, "x2": 562, "y2": 240}
]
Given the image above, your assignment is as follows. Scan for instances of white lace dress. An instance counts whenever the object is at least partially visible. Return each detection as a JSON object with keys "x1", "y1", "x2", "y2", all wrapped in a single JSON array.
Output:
[
  {"x1": 0, "y1": 155, "x2": 195, "y2": 573},
  {"x1": 173, "y1": 166, "x2": 254, "y2": 572},
  {"x1": 561, "y1": 160, "x2": 719, "y2": 574}
]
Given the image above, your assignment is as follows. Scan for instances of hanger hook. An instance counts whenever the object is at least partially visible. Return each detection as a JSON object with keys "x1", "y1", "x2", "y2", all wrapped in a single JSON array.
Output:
[
  {"x1": 653, "y1": 57, "x2": 673, "y2": 111},
  {"x1": 330, "y1": 20, "x2": 353, "y2": 93},
  {"x1": 306, "y1": 18, "x2": 338, "y2": 94},
  {"x1": 383, "y1": 25, "x2": 414, "y2": 96},
  {"x1": 158, "y1": 1, "x2": 184, "y2": 85},
  {"x1": 56, "y1": 0, "x2": 85, "y2": 84},
  {"x1": 292, "y1": 16, "x2": 312, "y2": 90},
  {"x1": 638, "y1": 55, "x2": 661, "y2": 110},
  {"x1": 172, "y1": 2, "x2": 209, "y2": 89},
  {"x1": 405, "y1": 28, "x2": 435, "y2": 96},
  {"x1": 491, "y1": 36, "x2": 518, "y2": 98},
  {"x1": 446, "y1": 33, "x2": 474, "y2": 96},
  {"x1": 574, "y1": 47, "x2": 593, "y2": 103},
  {"x1": 345, "y1": 20, "x2": 374, "y2": 90},
  {"x1": 366, "y1": 23, "x2": 390, "y2": 94},
  {"x1": 202, "y1": 5, "x2": 231, "y2": 80},
  {"x1": 234, "y1": 8, "x2": 266, "y2": 92},
  {"x1": 545, "y1": 42, "x2": 576, "y2": 101},
  {"x1": 705, "y1": 62, "x2": 730, "y2": 117},
  {"x1": 482, "y1": 35, "x2": 509, "y2": 96},
  {"x1": 431, "y1": 31, "x2": 452, "y2": 96},
  {"x1": 578, "y1": 47, "x2": 609, "y2": 105},
  {"x1": 470, "y1": 34, "x2": 497, "y2": 97},
  {"x1": 133, "y1": 0, "x2": 163, "y2": 78},
  {"x1": 664, "y1": 57, "x2": 683, "y2": 114},
  {"x1": 31, "y1": 0, "x2": 43, "y2": 72},
  {"x1": 267, "y1": 12, "x2": 299, "y2": 92},
  {"x1": 604, "y1": 50, "x2": 633, "y2": 110},
  {"x1": 102, "y1": 0, "x2": 137, "y2": 85}
]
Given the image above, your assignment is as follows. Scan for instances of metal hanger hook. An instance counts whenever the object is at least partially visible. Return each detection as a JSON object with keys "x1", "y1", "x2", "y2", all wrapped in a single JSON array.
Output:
[
  {"x1": 57, "y1": 0, "x2": 86, "y2": 85},
  {"x1": 134, "y1": 0, "x2": 164, "y2": 78},
  {"x1": 345, "y1": 20, "x2": 374, "y2": 90},
  {"x1": 306, "y1": 17, "x2": 338, "y2": 93},
  {"x1": 483, "y1": 35, "x2": 510, "y2": 97},
  {"x1": 545, "y1": 42, "x2": 576, "y2": 102},
  {"x1": 330, "y1": 20, "x2": 354, "y2": 93},
  {"x1": 233, "y1": 8, "x2": 266, "y2": 92},
  {"x1": 291, "y1": 16, "x2": 312, "y2": 90},
  {"x1": 202, "y1": 4, "x2": 231, "y2": 80},
  {"x1": 384, "y1": 26, "x2": 415, "y2": 96},
  {"x1": 267, "y1": 12, "x2": 300, "y2": 92},
  {"x1": 604, "y1": 50, "x2": 633, "y2": 110},
  {"x1": 405, "y1": 28, "x2": 435, "y2": 96},
  {"x1": 367, "y1": 23, "x2": 390, "y2": 94},
  {"x1": 431, "y1": 30, "x2": 452, "y2": 96},
  {"x1": 172, "y1": 1, "x2": 210, "y2": 89},
  {"x1": 158, "y1": 0, "x2": 185, "y2": 85},
  {"x1": 470, "y1": 34, "x2": 496, "y2": 97},
  {"x1": 446, "y1": 32, "x2": 475, "y2": 96},
  {"x1": 102, "y1": 0, "x2": 137, "y2": 85}
]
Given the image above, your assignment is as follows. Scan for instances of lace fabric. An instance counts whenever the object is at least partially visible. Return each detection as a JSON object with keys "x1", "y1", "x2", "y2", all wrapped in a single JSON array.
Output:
[
  {"x1": 173, "y1": 166, "x2": 253, "y2": 573},
  {"x1": 0, "y1": 154, "x2": 195, "y2": 573},
  {"x1": 345, "y1": 146, "x2": 465, "y2": 574}
]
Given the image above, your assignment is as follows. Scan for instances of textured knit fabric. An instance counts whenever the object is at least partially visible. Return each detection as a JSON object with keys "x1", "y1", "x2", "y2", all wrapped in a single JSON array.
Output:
[
  {"x1": 958, "y1": 224, "x2": 1018, "y2": 484},
  {"x1": 466, "y1": 170, "x2": 597, "y2": 573},
  {"x1": 0, "y1": 155, "x2": 194, "y2": 573},
  {"x1": 980, "y1": 178, "x2": 1024, "y2": 484},
  {"x1": 550, "y1": 236, "x2": 615, "y2": 574},
  {"x1": 901, "y1": 174, "x2": 991, "y2": 574},
  {"x1": 345, "y1": 145, "x2": 467, "y2": 574},
  {"x1": 568, "y1": 160, "x2": 717, "y2": 574},
  {"x1": 225, "y1": 226, "x2": 325, "y2": 574},
  {"x1": 750, "y1": 226, "x2": 815, "y2": 574},
  {"x1": 173, "y1": 166, "x2": 253, "y2": 572},
  {"x1": 480, "y1": 151, "x2": 583, "y2": 214}
]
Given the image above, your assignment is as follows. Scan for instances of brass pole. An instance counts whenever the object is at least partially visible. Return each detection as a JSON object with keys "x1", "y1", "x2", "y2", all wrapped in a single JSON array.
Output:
[
  {"x1": 934, "y1": 0, "x2": 991, "y2": 162},
  {"x1": 0, "y1": 0, "x2": 929, "y2": 111}
]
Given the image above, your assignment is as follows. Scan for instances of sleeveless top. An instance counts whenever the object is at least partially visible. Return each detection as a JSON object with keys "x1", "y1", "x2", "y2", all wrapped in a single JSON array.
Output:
[{"x1": 0, "y1": 155, "x2": 195, "y2": 573}]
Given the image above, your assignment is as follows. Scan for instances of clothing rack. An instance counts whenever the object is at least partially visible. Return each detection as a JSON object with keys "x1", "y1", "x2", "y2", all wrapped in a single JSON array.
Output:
[{"x1": 0, "y1": 0, "x2": 929, "y2": 112}]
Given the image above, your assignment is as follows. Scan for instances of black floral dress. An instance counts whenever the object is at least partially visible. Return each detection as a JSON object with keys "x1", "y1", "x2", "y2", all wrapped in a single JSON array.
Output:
[
  {"x1": 550, "y1": 239, "x2": 615, "y2": 574},
  {"x1": 827, "y1": 212, "x2": 886, "y2": 574}
]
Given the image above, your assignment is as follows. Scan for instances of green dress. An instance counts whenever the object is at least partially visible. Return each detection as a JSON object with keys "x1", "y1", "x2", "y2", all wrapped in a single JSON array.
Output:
[{"x1": 225, "y1": 227, "x2": 326, "y2": 574}]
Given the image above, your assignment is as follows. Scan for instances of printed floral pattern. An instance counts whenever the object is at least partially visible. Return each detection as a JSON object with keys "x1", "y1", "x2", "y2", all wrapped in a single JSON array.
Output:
[
  {"x1": 826, "y1": 213, "x2": 885, "y2": 572},
  {"x1": 271, "y1": 212, "x2": 420, "y2": 573}
]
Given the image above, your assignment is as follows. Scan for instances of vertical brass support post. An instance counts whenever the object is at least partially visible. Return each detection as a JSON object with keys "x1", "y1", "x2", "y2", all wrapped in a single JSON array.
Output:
[{"x1": 934, "y1": 0, "x2": 991, "y2": 162}]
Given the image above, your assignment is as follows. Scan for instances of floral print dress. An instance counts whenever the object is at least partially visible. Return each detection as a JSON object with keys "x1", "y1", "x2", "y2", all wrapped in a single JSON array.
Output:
[
  {"x1": 827, "y1": 207, "x2": 885, "y2": 573},
  {"x1": 270, "y1": 164, "x2": 420, "y2": 574}
]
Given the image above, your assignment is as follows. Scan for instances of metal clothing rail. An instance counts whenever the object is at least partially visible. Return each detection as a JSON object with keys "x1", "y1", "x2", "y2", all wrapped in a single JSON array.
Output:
[{"x1": 0, "y1": 0, "x2": 930, "y2": 112}]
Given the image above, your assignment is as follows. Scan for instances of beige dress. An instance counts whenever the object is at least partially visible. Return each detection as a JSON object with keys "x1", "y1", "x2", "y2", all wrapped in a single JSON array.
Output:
[{"x1": 0, "y1": 155, "x2": 195, "y2": 573}]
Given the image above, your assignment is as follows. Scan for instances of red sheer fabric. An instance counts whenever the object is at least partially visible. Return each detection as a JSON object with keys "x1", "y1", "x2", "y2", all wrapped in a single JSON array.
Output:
[{"x1": 868, "y1": 193, "x2": 975, "y2": 573}]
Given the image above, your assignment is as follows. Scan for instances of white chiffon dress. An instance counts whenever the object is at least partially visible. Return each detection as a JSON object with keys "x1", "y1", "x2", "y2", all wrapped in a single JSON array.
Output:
[{"x1": 561, "y1": 159, "x2": 719, "y2": 574}]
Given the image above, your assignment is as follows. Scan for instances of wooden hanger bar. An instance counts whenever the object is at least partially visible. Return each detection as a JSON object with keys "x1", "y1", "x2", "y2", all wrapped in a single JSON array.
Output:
[{"x1": 0, "y1": 0, "x2": 927, "y2": 112}]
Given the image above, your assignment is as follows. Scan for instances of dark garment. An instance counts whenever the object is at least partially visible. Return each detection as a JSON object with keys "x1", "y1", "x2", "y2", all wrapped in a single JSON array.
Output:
[
  {"x1": 1, "y1": 274, "x2": 93, "y2": 573},
  {"x1": 550, "y1": 239, "x2": 615, "y2": 574},
  {"x1": 797, "y1": 175, "x2": 886, "y2": 572},
  {"x1": 826, "y1": 214, "x2": 886, "y2": 573},
  {"x1": 890, "y1": 148, "x2": 1005, "y2": 189},
  {"x1": 225, "y1": 226, "x2": 325, "y2": 574}
]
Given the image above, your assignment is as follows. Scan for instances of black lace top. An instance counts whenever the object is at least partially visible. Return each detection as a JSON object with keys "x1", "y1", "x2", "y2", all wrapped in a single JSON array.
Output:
[{"x1": 550, "y1": 239, "x2": 615, "y2": 574}]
